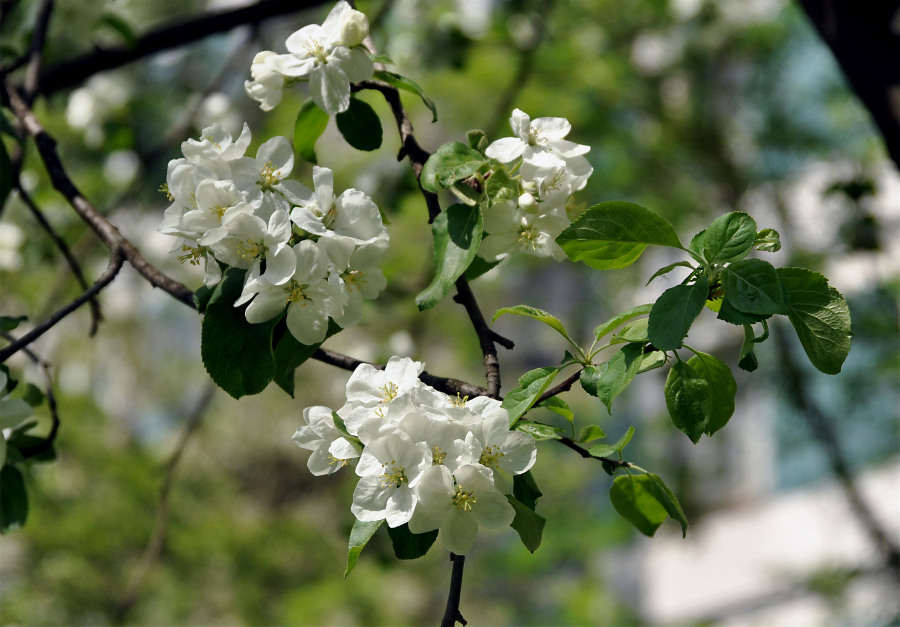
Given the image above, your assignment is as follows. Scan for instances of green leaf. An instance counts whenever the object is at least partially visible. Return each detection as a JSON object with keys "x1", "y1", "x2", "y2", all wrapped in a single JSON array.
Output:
[
  {"x1": 738, "y1": 324, "x2": 761, "y2": 373},
  {"x1": 0, "y1": 137, "x2": 12, "y2": 209},
  {"x1": 579, "y1": 365, "x2": 601, "y2": 397},
  {"x1": 702, "y1": 212, "x2": 757, "y2": 264},
  {"x1": 502, "y1": 366, "x2": 559, "y2": 426},
  {"x1": 721, "y1": 259, "x2": 788, "y2": 316},
  {"x1": 576, "y1": 424, "x2": 607, "y2": 443},
  {"x1": 595, "y1": 342, "x2": 645, "y2": 412},
  {"x1": 21, "y1": 383, "x2": 44, "y2": 407},
  {"x1": 646, "y1": 473, "x2": 689, "y2": 537},
  {"x1": 0, "y1": 465, "x2": 28, "y2": 532},
  {"x1": 686, "y1": 351, "x2": 736, "y2": 436},
  {"x1": 370, "y1": 53, "x2": 394, "y2": 64},
  {"x1": 345, "y1": 519, "x2": 383, "y2": 577},
  {"x1": 589, "y1": 426, "x2": 634, "y2": 458},
  {"x1": 466, "y1": 129, "x2": 489, "y2": 153},
  {"x1": 664, "y1": 361, "x2": 711, "y2": 443},
  {"x1": 514, "y1": 420, "x2": 564, "y2": 440},
  {"x1": 646, "y1": 261, "x2": 695, "y2": 285},
  {"x1": 294, "y1": 99, "x2": 330, "y2": 164},
  {"x1": 638, "y1": 350, "x2": 666, "y2": 373},
  {"x1": 777, "y1": 267, "x2": 852, "y2": 375},
  {"x1": 507, "y1": 494, "x2": 546, "y2": 553},
  {"x1": 97, "y1": 13, "x2": 138, "y2": 48},
  {"x1": 386, "y1": 523, "x2": 438, "y2": 559},
  {"x1": 484, "y1": 164, "x2": 519, "y2": 203},
  {"x1": 335, "y1": 97, "x2": 382, "y2": 152},
  {"x1": 420, "y1": 142, "x2": 484, "y2": 193},
  {"x1": 415, "y1": 203, "x2": 483, "y2": 310},
  {"x1": 492, "y1": 305, "x2": 575, "y2": 345},
  {"x1": 513, "y1": 471, "x2": 542, "y2": 510},
  {"x1": 373, "y1": 70, "x2": 438, "y2": 122},
  {"x1": 538, "y1": 396, "x2": 574, "y2": 425},
  {"x1": 192, "y1": 282, "x2": 217, "y2": 314},
  {"x1": 754, "y1": 228, "x2": 781, "y2": 252},
  {"x1": 273, "y1": 319, "x2": 342, "y2": 396},
  {"x1": 463, "y1": 255, "x2": 501, "y2": 281},
  {"x1": 0, "y1": 315, "x2": 27, "y2": 332},
  {"x1": 716, "y1": 296, "x2": 771, "y2": 325},
  {"x1": 593, "y1": 304, "x2": 653, "y2": 340},
  {"x1": 555, "y1": 201, "x2": 683, "y2": 270},
  {"x1": 200, "y1": 268, "x2": 278, "y2": 399},
  {"x1": 611, "y1": 318, "x2": 650, "y2": 344},
  {"x1": 648, "y1": 276, "x2": 709, "y2": 350},
  {"x1": 609, "y1": 474, "x2": 668, "y2": 537}
]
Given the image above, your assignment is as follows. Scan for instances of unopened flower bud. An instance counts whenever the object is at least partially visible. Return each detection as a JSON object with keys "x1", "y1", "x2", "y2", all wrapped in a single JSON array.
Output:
[
  {"x1": 341, "y1": 10, "x2": 369, "y2": 47},
  {"x1": 518, "y1": 192, "x2": 538, "y2": 213}
]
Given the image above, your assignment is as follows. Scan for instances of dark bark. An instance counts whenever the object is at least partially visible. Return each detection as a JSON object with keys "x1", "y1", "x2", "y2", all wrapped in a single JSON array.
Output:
[{"x1": 797, "y1": 0, "x2": 900, "y2": 170}]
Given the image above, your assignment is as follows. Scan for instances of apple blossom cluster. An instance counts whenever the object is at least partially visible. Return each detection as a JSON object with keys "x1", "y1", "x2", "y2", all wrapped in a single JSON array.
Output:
[
  {"x1": 157, "y1": 123, "x2": 389, "y2": 345},
  {"x1": 479, "y1": 108, "x2": 593, "y2": 262},
  {"x1": 292, "y1": 357, "x2": 538, "y2": 555},
  {"x1": 245, "y1": 1, "x2": 374, "y2": 114}
]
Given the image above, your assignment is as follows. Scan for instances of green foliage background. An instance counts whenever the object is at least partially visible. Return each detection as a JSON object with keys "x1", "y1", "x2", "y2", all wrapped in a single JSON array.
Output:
[{"x1": 1, "y1": 0, "x2": 897, "y2": 624}]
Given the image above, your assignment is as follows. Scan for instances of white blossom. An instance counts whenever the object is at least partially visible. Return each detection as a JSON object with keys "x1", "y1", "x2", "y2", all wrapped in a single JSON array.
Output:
[
  {"x1": 292, "y1": 405, "x2": 361, "y2": 475},
  {"x1": 407, "y1": 464, "x2": 515, "y2": 555}
]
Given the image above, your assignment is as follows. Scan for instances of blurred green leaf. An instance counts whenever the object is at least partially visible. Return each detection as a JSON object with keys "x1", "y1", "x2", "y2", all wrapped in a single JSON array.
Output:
[
  {"x1": 373, "y1": 70, "x2": 437, "y2": 122},
  {"x1": 294, "y1": 100, "x2": 330, "y2": 164},
  {"x1": 345, "y1": 519, "x2": 383, "y2": 577},
  {"x1": 609, "y1": 474, "x2": 667, "y2": 537}
]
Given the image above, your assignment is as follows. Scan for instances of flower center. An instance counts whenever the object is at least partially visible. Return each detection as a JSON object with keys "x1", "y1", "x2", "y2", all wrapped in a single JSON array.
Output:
[
  {"x1": 177, "y1": 244, "x2": 202, "y2": 266},
  {"x1": 379, "y1": 460, "x2": 408, "y2": 489},
  {"x1": 432, "y1": 446, "x2": 447, "y2": 465},
  {"x1": 449, "y1": 394, "x2": 468, "y2": 407},
  {"x1": 329, "y1": 454, "x2": 351, "y2": 469},
  {"x1": 379, "y1": 382, "x2": 398, "y2": 403},
  {"x1": 258, "y1": 161, "x2": 281, "y2": 191},
  {"x1": 479, "y1": 445, "x2": 505, "y2": 469},
  {"x1": 342, "y1": 269, "x2": 364, "y2": 291},
  {"x1": 517, "y1": 224, "x2": 540, "y2": 250},
  {"x1": 159, "y1": 183, "x2": 174, "y2": 202},
  {"x1": 211, "y1": 205, "x2": 227, "y2": 219},
  {"x1": 303, "y1": 37, "x2": 330, "y2": 64},
  {"x1": 452, "y1": 484, "x2": 477, "y2": 512},
  {"x1": 238, "y1": 238, "x2": 268, "y2": 261},
  {"x1": 283, "y1": 279, "x2": 310, "y2": 304}
]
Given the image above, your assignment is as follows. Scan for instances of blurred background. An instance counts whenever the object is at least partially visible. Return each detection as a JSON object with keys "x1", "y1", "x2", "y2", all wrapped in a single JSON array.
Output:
[{"x1": 1, "y1": 0, "x2": 898, "y2": 624}]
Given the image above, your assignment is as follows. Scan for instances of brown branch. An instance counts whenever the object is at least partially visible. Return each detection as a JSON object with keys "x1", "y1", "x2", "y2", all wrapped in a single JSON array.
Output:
[
  {"x1": 29, "y1": 0, "x2": 329, "y2": 97},
  {"x1": 536, "y1": 369, "x2": 582, "y2": 406},
  {"x1": 15, "y1": 185, "x2": 102, "y2": 335},
  {"x1": 440, "y1": 553, "x2": 468, "y2": 627},
  {"x1": 5, "y1": 83, "x2": 195, "y2": 306},
  {"x1": 21, "y1": 0, "x2": 54, "y2": 104},
  {"x1": 0, "y1": 249, "x2": 125, "y2": 363},
  {"x1": 114, "y1": 384, "x2": 216, "y2": 622},
  {"x1": 453, "y1": 277, "x2": 504, "y2": 398}
]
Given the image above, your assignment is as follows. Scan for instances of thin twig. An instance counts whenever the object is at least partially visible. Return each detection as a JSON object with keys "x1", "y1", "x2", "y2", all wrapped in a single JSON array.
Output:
[
  {"x1": 114, "y1": 384, "x2": 217, "y2": 622},
  {"x1": 28, "y1": 0, "x2": 329, "y2": 96},
  {"x1": 21, "y1": 0, "x2": 54, "y2": 104},
  {"x1": 5, "y1": 83, "x2": 195, "y2": 305},
  {"x1": 453, "y1": 277, "x2": 504, "y2": 398},
  {"x1": 15, "y1": 185, "x2": 102, "y2": 335},
  {"x1": 440, "y1": 553, "x2": 467, "y2": 627},
  {"x1": 0, "y1": 249, "x2": 125, "y2": 363}
]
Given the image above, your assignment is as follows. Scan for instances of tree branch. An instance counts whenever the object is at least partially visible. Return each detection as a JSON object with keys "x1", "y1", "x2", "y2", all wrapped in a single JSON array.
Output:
[
  {"x1": 440, "y1": 553, "x2": 468, "y2": 627},
  {"x1": 15, "y1": 185, "x2": 102, "y2": 336},
  {"x1": 28, "y1": 0, "x2": 329, "y2": 97}
]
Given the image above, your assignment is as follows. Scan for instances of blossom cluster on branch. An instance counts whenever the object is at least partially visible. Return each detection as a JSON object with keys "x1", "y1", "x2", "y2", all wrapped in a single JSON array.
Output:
[
  {"x1": 293, "y1": 357, "x2": 537, "y2": 555},
  {"x1": 245, "y1": 1, "x2": 374, "y2": 114},
  {"x1": 157, "y1": 124, "x2": 388, "y2": 345},
  {"x1": 480, "y1": 109, "x2": 594, "y2": 262}
]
